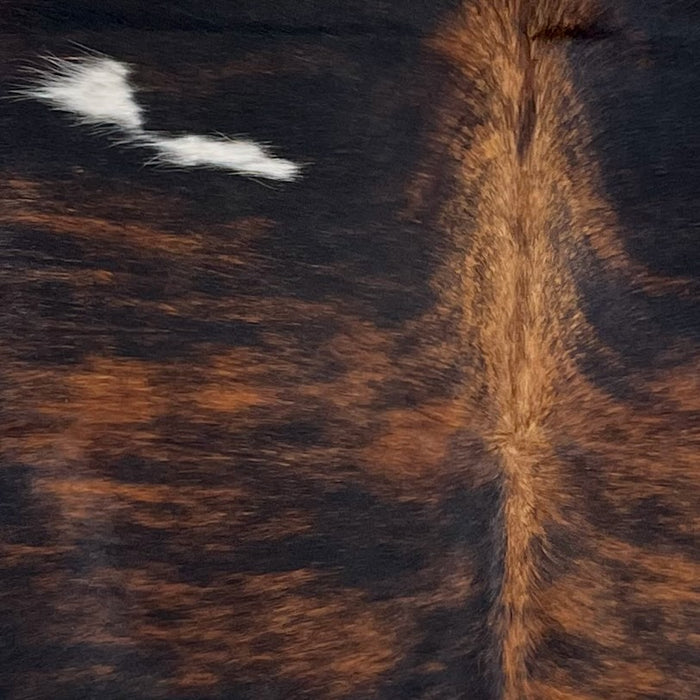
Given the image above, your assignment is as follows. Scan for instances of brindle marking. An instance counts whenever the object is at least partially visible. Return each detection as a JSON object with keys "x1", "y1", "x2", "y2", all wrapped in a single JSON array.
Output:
[{"x1": 1, "y1": 1, "x2": 698, "y2": 698}]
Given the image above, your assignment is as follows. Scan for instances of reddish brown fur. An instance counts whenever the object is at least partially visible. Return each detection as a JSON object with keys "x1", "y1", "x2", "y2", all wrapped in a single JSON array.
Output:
[{"x1": 1, "y1": 0, "x2": 698, "y2": 697}]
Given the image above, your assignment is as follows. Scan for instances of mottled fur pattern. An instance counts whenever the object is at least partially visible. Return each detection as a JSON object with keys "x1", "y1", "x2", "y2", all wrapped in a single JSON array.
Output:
[{"x1": 1, "y1": 1, "x2": 698, "y2": 698}]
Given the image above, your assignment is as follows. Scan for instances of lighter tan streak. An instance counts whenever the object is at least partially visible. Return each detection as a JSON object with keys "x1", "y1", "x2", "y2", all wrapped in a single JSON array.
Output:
[{"x1": 430, "y1": 2, "x2": 610, "y2": 696}]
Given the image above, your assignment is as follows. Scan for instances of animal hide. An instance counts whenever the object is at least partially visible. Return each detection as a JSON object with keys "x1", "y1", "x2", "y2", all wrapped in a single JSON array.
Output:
[{"x1": 1, "y1": 1, "x2": 698, "y2": 697}]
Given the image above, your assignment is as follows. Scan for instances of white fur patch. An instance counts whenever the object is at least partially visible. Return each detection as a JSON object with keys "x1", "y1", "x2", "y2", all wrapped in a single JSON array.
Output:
[
  {"x1": 22, "y1": 56, "x2": 144, "y2": 131},
  {"x1": 145, "y1": 134, "x2": 300, "y2": 180},
  {"x1": 21, "y1": 55, "x2": 301, "y2": 181}
]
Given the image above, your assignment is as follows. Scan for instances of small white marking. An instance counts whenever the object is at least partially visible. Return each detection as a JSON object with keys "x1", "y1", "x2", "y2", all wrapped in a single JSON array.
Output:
[
  {"x1": 19, "y1": 55, "x2": 301, "y2": 182},
  {"x1": 144, "y1": 133, "x2": 300, "y2": 180},
  {"x1": 20, "y1": 56, "x2": 144, "y2": 131}
]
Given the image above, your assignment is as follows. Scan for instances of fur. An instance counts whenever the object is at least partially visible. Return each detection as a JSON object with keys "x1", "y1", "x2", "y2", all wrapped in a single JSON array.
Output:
[
  {"x1": 1, "y1": 0, "x2": 698, "y2": 698},
  {"x1": 19, "y1": 55, "x2": 300, "y2": 181}
]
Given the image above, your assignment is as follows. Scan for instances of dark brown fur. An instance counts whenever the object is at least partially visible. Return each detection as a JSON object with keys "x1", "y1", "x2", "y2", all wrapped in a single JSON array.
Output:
[{"x1": 1, "y1": 1, "x2": 698, "y2": 698}]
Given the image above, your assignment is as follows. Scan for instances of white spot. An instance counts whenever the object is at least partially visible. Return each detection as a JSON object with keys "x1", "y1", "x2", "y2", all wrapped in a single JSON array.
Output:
[
  {"x1": 20, "y1": 55, "x2": 301, "y2": 182},
  {"x1": 145, "y1": 134, "x2": 301, "y2": 180},
  {"x1": 22, "y1": 56, "x2": 144, "y2": 131}
]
